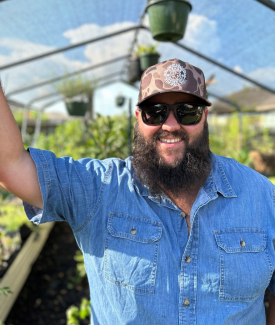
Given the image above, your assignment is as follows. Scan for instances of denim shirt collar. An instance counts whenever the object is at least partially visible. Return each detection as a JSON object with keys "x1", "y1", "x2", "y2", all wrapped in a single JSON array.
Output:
[
  {"x1": 208, "y1": 153, "x2": 237, "y2": 199},
  {"x1": 126, "y1": 153, "x2": 237, "y2": 205}
]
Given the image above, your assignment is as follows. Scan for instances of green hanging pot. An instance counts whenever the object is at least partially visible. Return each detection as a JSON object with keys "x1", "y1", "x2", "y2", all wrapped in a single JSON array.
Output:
[
  {"x1": 146, "y1": 0, "x2": 192, "y2": 42},
  {"x1": 127, "y1": 57, "x2": 143, "y2": 83},
  {"x1": 116, "y1": 95, "x2": 125, "y2": 107},
  {"x1": 139, "y1": 53, "x2": 160, "y2": 71},
  {"x1": 65, "y1": 101, "x2": 88, "y2": 116}
]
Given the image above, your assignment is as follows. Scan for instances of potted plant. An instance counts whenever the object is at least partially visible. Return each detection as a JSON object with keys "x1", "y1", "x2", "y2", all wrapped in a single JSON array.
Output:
[
  {"x1": 55, "y1": 74, "x2": 97, "y2": 117},
  {"x1": 146, "y1": 0, "x2": 192, "y2": 42},
  {"x1": 116, "y1": 95, "x2": 125, "y2": 107},
  {"x1": 135, "y1": 44, "x2": 160, "y2": 71},
  {"x1": 127, "y1": 57, "x2": 143, "y2": 84}
]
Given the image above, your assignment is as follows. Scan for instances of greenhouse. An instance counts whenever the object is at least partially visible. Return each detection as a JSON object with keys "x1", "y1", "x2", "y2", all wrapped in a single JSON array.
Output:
[{"x1": 0, "y1": 0, "x2": 275, "y2": 324}]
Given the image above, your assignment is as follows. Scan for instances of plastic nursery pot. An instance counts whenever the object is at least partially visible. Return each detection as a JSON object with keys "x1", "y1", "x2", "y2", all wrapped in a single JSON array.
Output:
[
  {"x1": 127, "y1": 57, "x2": 143, "y2": 83},
  {"x1": 65, "y1": 101, "x2": 88, "y2": 116},
  {"x1": 139, "y1": 53, "x2": 160, "y2": 71},
  {"x1": 146, "y1": 0, "x2": 192, "y2": 42},
  {"x1": 116, "y1": 95, "x2": 125, "y2": 107}
]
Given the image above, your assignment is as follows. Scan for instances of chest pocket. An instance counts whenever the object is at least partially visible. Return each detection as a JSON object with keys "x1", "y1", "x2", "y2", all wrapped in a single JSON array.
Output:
[
  {"x1": 104, "y1": 212, "x2": 162, "y2": 295},
  {"x1": 214, "y1": 228, "x2": 273, "y2": 301}
]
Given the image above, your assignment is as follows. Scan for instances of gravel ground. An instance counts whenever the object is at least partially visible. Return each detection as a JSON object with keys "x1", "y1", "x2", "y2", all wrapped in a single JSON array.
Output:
[{"x1": 5, "y1": 221, "x2": 90, "y2": 325}]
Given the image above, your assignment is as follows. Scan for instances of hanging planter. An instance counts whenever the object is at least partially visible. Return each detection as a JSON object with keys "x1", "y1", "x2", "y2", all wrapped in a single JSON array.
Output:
[
  {"x1": 55, "y1": 74, "x2": 97, "y2": 117},
  {"x1": 135, "y1": 44, "x2": 160, "y2": 71},
  {"x1": 115, "y1": 95, "x2": 125, "y2": 107},
  {"x1": 146, "y1": 0, "x2": 192, "y2": 42},
  {"x1": 127, "y1": 57, "x2": 142, "y2": 83},
  {"x1": 139, "y1": 53, "x2": 160, "y2": 71},
  {"x1": 65, "y1": 101, "x2": 89, "y2": 117}
]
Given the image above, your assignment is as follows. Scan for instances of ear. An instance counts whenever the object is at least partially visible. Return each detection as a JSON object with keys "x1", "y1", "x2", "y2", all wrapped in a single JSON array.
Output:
[
  {"x1": 135, "y1": 109, "x2": 140, "y2": 118},
  {"x1": 204, "y1": 108, "x2": 209, "y2": 119}
]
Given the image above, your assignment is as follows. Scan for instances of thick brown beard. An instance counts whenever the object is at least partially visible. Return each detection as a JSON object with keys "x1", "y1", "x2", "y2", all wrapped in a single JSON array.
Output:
[{"x1": 132, "y1": 119, "x2": 212, "y2": 197}]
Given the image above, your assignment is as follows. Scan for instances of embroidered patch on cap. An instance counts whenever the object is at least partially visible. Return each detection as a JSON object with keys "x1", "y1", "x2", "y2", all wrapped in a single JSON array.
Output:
[{"x1": 164, "y1": 63, "x2": 187, "y2": 86}]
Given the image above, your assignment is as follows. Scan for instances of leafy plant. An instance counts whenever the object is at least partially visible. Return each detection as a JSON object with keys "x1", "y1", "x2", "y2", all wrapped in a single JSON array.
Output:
[
  {"x1": 135, "y1": 43, "x2": 159, "y2": 57},
  {"x1": 209, "y1": 113, "x2": 274, "y2": 167},
  {"x1": 55, "y1": 73, "x2": 97, "y2": 102},
  {"x1": 68, "y1": 250, "x2": 86, "y2": 286},
  {"x1": 12, "y1": 109, "x2": 49, "y2": 126},
  {"x1": 0, "y1": 202, "x2": 30, "y2": 232},
  {"x1": 66, "y1": 298, "x2": 91, "y2": 325},
  {"x1": 36, "y1": 113, "x2": 132, "y2": 160},
  {"x1": 0, "y1": 287, "x2": 12, "y2": 296}
]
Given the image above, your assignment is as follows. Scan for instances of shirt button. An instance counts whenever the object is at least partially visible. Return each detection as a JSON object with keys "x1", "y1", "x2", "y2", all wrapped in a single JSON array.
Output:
[
  {"x1": 180, "y1": 212, "x2": 186, "y2": 218},
  {"x1": 240, "y1": 239, "x2": 246, "y2": 247},
  {"x1": 185, "y1": 255, "x2": 191, "y2": 263},
  {"x1": 183, "y1": 298, "x2": 190, "y2": 307},
  {"x1": 130, "y1": 227, "x2": 136, "y2": 235}
]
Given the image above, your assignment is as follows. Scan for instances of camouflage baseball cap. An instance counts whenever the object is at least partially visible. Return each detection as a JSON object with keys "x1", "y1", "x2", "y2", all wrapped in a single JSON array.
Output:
[{"x1": 137, "y1": 58, "x2": 212, "y2": 106}]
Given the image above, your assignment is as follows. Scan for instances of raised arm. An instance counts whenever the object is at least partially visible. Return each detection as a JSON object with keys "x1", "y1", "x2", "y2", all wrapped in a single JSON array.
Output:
[{"x1": 0, "y1": 83, "x2": 43, "y2": 208}]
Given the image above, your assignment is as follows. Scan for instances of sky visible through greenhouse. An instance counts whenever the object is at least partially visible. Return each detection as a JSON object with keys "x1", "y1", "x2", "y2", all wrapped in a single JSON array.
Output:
[{"x1": 0, "y1": 0, "x2": 274, "y2": 116}]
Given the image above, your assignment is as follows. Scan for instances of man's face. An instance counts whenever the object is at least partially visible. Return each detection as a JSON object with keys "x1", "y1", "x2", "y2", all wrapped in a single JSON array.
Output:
[{"x1": 135, "y1": 92, "x2": 209, "y2": 167}]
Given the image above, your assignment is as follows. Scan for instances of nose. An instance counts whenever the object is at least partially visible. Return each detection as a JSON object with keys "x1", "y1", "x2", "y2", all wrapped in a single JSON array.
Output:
[{"x1": 162, "y1": 109, "x2": 181, "y2": 132}]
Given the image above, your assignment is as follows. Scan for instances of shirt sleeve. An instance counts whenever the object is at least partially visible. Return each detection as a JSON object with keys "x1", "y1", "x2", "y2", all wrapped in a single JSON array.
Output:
[{"x1": 23, "y1": 147, "x2": 110, "y2": 231}]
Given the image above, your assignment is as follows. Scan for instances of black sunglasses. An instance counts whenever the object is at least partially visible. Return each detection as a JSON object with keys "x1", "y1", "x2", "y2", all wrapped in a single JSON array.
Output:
[{"x1": 138, "y1": 103, "x2": 205, "y2": 126}]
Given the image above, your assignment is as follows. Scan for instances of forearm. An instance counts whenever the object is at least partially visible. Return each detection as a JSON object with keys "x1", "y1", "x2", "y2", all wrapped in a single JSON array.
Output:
[
  {"x1": 267, "y1": 292, "x2": 275, "y2": 325},
  {"x1": 0, "y1": 82, "x2": 25, "y2": 171}
]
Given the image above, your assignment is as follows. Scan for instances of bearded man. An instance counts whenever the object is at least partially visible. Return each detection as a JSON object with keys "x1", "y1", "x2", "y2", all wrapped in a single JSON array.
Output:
[{"x1": 0, "y1": 59, "x2": 275, "y2": 325}]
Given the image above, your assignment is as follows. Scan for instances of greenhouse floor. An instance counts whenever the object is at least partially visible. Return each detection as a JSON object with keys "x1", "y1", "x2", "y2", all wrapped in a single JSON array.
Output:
[{"x1": 5, "y1": 221, "x2": 90, "y2": 325}]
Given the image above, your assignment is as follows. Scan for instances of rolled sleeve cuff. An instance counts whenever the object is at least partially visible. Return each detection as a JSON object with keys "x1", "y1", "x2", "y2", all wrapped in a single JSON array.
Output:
[{"x1": 23, "y1": 147, "x2": 50, "y2": 225}]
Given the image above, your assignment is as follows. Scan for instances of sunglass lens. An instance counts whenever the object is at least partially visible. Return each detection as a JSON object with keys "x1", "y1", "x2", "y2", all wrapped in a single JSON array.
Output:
[
  {"x1": 142, "y1": 104, "x2": 168, "y2": 125},
  {"x1": 176, "y1": 104, "x2": 203, "y2": 125}
]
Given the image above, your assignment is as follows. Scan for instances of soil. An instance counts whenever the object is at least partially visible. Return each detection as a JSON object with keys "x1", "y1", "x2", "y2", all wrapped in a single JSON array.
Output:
[{"x1": 5, "y1": 221, "x2": 90, "y2": 325}]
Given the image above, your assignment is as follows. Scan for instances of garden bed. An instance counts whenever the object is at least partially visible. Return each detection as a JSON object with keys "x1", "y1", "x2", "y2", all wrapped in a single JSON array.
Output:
[
  {"x1": 5, "y1": 221, "x2": 90, "y2": 325},
  {"x1": 0, "y1": 222, "x2": 54, "y2": 323}
]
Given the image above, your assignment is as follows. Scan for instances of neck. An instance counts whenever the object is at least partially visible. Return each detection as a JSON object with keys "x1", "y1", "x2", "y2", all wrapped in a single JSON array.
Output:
[{"x1": 162, "y1": 186, "x2": 200, "y2": 215}]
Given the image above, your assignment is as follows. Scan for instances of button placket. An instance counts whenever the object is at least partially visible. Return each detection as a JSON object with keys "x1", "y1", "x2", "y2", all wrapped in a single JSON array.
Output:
[
  {"x1": 185, "y1": 255, "x2": 191, "y2": 263},
  {"x1": 180, "y1": 211, "x2": 186, "y2": 218}
]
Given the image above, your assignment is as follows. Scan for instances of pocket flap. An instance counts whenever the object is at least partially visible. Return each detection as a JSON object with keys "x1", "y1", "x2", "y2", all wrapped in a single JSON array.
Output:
[
  {"x1": 107, "y1": 213, "x2": 162, "y2": 243},
  {"x1": 214, "y1": 228, "x2": 267, "y2": 253}
]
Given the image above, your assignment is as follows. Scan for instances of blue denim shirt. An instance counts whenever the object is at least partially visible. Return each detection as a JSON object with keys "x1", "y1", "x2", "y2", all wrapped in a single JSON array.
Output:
[{"x1": 24, "y1": 148, "x2": 275, "y2": 325}]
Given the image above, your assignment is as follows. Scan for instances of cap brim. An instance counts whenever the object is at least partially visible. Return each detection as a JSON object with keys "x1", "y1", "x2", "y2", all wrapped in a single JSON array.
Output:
[{"x1": 136, "y1": 90, "x2": 212, "y2": 107}]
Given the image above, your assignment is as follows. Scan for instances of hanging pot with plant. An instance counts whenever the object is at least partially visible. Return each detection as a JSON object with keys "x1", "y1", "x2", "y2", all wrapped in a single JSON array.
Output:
[
  {"x1": 55, "y1": 74, "x2": 97, "y2": 117},
  {"x1": 127, "y1": 57, "x2": 142, "y2": 84},
  {"x1": 135, "y1": 44, "x2": 160, "y2": 71},
  {"x1": 146, "y1": 0, "x2": 192, "y2": 42},
  {"x1": 115, "y1": 95, "x2": 125, "y2": 107},
  {"x1": 65, "y1": 101, "x2": 89, "y2": 117}
]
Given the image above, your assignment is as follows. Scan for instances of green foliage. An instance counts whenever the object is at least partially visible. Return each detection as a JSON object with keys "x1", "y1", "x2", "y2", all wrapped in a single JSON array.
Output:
[
  {"x1": 68, "y1": 250, "x2": 86, "y2": 286},
  {"x1": 209, "y1": 113, "x2": 274, "y2": 166},
  {"x1": 135, "y1": 43, "x2": 159, "y2": 56},
  {"x1": 0, "y1": 287, "x2": 12, "y2": 296},
  {"x1": 0, "y1": 201, "x2": 29, "y2": 232},
  {"x1": 74, "y1": 250, "x2": 86, "y2": 279},
  {"x1": 66, "y1": 298, "x2": 91, "y2": 325},
  {"x1": 12, "y1": 109, "x2": 48, "y2": 125},
  {"x1": 36, "y1": 113, "x2": 132, "y2": 160},
  {"x1": 55, "y1": 73, "x2": 97, "y2": 102}
]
